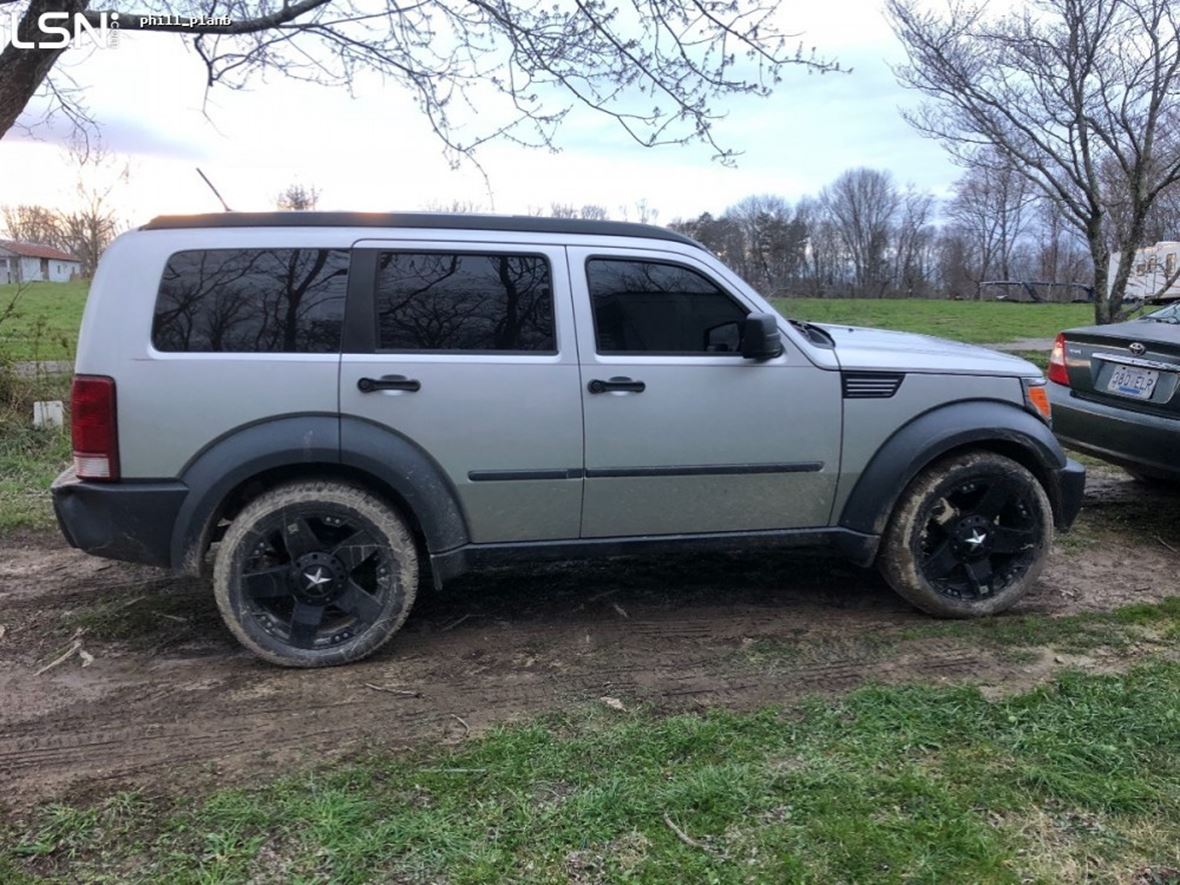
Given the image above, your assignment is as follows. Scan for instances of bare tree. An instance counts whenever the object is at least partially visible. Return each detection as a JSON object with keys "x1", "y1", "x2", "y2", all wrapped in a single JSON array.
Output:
[
  {"x1": 3, "y1": 1, "x2": 840, "y2": 165},
  {"x1": 2, "y1": 204, "x2": 66, "y2": 250},
  {"x1": 421, "y1": 199, "x2": 487, "y2": 214},
  {"x1": 0, "y1": 277, "x2": 32, "y2": 335},
  {"x1": 1142, "y1": 182, "x2": 1180, "y2": 244},
  {"x1": 668, "y1": 212, "x2": 746, "y2": 270},
  {"x1": 59, "y1": 143, "x2": 125, "y2": 276},
  {"x1": 823, "y1": 168, "x2": 900, "y2": 298},
  {"x1": 794, "y1": 196, "x2": 840, "y2": 297},
  {"x1": 537, "y1": 203, "x2": 613, "y2": 220},
  {"x1": 893, "y1": 185, "x2": 935, "y2": 297},
  {"x1": 1, "y1": 144, "x2": 124, "y2": 276},
  {"x1": 723, "y1": 195, "x2": 807, "y2": 294},
  {"x1": 276, "y1": 183, "x2": 321, "y2": 211},
  {"x1": 889, "y1": 0, "x2": 1180, "y2": 322},
  {"x1": 618, "y1": 199, "x2": 660, "y2": 225},
  {"x1": 947, "y1": 154, "x2": 1034, "y2": 295}
]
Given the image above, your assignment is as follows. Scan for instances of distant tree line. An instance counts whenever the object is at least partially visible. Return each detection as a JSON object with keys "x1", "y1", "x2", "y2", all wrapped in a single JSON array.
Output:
[{"x1": 668, "y1": 161, "x2": 1180, "y2": 302}]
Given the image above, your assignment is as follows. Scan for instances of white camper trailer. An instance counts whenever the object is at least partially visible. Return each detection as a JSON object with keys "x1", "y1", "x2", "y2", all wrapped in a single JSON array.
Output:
[{"x1": 1108, "y1": 240, "x2": 1180, "y2": 304}]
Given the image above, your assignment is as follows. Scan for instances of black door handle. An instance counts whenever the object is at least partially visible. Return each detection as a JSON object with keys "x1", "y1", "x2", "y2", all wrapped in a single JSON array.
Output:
[
  {"x1": 588, "y1": 376, "x2": 645, "y2": 394},
  {"x1": 358, "y1": 375, "x2": 421, "y2": 393}
]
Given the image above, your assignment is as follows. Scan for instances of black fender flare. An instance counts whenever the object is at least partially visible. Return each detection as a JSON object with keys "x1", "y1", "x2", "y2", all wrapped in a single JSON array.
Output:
[
  {"x1": 170, "y1": 414, "x2": 469, "y2": 573},
  {"x1": 838, "y1": 399, "x2": 1068, "y2": 538},
  {"x1": 338, "y1": 414, "x2": 469, "y2": 553}
]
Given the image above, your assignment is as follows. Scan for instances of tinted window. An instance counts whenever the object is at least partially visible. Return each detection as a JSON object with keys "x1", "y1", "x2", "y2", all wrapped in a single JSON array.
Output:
[
  {"x1": 153, "y1": 249, "x2": 348, "y2": 353},
  {"x1": 587, "y1": 259, "x2": 748, "y2": 354},
  {"x1": 375, "y1": 253, "x2": 555, "y2": 352}
]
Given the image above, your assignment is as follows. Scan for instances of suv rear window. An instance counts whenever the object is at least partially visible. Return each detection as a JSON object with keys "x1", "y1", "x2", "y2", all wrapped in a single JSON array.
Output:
[
  {"x1": 152, "y1": 249, "x2": 349, "y2": 353},
  {"x1": 375, "y1": 252, "x2": 555, "y2": 352}
]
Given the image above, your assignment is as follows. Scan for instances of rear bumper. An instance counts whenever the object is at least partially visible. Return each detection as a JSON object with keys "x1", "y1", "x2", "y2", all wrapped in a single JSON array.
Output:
[
  {"x1": 52, "y1": 468, "x2": 188, "y2": 568},
  {"x1": 1049, "y1": 381, "x2": 1180, "y2": 479}
]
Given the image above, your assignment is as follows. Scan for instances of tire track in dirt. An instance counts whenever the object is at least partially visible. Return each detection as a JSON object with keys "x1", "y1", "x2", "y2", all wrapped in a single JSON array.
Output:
[
  {"x1": 0, "y1": 638, "x2": 989, "y2": 796},
  {"x1": 1, "y1": 470, "x2": 1177, "y2": 808}
]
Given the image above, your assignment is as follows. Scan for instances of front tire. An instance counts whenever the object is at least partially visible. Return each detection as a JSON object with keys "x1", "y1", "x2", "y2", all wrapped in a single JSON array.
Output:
[
  {"x1": 878, "y1": 451, "x2": 1053, "y2": 618},
  {"x1": 213, "y1": 481, "x2": 419, "y2": 667}
]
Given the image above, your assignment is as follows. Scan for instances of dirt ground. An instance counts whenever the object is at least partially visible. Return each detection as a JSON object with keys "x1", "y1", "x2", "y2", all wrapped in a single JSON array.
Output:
[{"x1": 1, "y1": 468, "x2": 1177, "y2": 811}]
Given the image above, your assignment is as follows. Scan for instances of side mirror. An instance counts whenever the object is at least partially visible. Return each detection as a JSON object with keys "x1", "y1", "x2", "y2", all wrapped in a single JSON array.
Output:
[{"x1": 741, "y1": 313, "x2": 783, "y2": 360}]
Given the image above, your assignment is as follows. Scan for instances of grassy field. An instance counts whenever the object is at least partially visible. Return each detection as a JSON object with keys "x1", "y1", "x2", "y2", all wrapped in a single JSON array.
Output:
[
  {"x1": 0, "y1": 281, "x2": 89, "y2": 361},
  {"x1": 0, "y1": 371, "x2": 70, "y2": 531},
  {"x1": 4, "y1": 657, "x2": 1178, "y2": 882},
  {"x1": 777, "y1": 298, "x2": 1093, "y2": 344}
]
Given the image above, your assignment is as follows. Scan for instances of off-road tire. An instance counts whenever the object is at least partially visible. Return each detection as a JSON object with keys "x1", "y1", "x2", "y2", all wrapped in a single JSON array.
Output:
[
  {"x1": 213, "y1": 481, "x2": 419, "y2": 667},
  {"x1": 878, "y1": 451, "x2": 1053, "y2": 618}
]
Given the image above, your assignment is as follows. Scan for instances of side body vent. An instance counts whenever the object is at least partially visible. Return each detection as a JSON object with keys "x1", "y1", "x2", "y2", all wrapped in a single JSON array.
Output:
[{"x1": 842, "y1": 371, "x2": 905, "y2": 399}]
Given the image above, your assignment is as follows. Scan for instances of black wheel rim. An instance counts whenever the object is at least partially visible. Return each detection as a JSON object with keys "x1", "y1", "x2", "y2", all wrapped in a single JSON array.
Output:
[
  {"x1": 237, "y1": 506, "x2": 395, "y2": 650},
  {"x1": 917, "y1": 474, "x2": 1042, "y2": 600}
]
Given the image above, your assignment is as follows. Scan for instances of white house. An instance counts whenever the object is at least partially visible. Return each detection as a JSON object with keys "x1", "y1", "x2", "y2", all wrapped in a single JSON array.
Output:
[
  {"x1": 1109, "y1": 240, "x2": 1180, "y2": 303},
  {"x1": 0, "y1": 240, "x2": 82, "y2": 284}
]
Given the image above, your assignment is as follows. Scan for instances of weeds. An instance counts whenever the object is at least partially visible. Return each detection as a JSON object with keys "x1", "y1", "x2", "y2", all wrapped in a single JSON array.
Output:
[
  {"x1": 3, "y1": 662, "x2": 1178, "y2": 882},
  {"x1": 0, "y1": 295, "x2": 74, "y2": 531},
  {"x1": 0, "y1": 281, "x2": 87, "y2": 361},
  {"x1": 0, "y1": 362, "x2": 71, "y2": 531}
]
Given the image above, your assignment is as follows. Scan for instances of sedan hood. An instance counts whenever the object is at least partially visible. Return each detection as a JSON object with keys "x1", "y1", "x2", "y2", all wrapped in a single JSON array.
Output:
[{"x1": 816, "y1": 323, "x2": 1042, "y2": 376}]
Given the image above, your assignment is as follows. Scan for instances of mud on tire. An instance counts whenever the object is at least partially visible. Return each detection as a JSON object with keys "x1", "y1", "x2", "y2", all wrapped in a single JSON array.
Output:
[
  {"x1": 878, "y1": 451, "x2": 1053, "y2": 618},
  {"x1": 213, "y1": 481, "x2": 419, "y2": 667}
]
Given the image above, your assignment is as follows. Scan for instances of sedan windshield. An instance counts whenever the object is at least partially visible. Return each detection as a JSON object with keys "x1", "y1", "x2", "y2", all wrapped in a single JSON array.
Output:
[{"x1": 1143, "y1": 302, "x2": 1180, "y2": 323}]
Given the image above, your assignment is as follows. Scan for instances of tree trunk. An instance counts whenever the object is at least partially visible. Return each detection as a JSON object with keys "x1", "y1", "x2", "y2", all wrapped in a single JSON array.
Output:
[
  {"x1": 1090, "y1": 238, "x2": 1112, "y2": 324},
  {"x1": 1106, "y1": 227, "x2": 1144, "y2": 323},
  {"x1": 0, "y1": 0, "x2": 91, "y2": 139}
]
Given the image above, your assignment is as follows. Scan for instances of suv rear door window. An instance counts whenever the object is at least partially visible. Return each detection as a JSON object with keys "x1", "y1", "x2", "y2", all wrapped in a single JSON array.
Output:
[
  {"x1": 153, "y1": 248, "x2": 348, "y2": 353},
  {"x1": 587, "y1": 258, "x2": 748, "y2": 354},
  {"x1": 374, "y1": 252, "x2": 555, "y2": 352}
]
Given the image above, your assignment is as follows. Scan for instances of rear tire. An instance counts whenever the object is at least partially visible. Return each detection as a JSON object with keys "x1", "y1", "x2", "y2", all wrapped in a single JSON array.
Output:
[
  {"x1": 213, "y1": 481, "x2": 419, "y2": 667},
  {"x1": 878, "y1": 451, "x2": 1053, "y2": 618}
]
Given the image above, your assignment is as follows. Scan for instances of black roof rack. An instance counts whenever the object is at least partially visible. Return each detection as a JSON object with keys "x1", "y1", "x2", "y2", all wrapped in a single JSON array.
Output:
[{"x1": 140, "y1": 211, "x2": 697, "y2": 246}]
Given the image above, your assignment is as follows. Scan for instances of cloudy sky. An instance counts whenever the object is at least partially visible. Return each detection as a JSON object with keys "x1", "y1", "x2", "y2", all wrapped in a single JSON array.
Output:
[{"x1": 0, "y1": 0, "x2": 958, "y2": 224}]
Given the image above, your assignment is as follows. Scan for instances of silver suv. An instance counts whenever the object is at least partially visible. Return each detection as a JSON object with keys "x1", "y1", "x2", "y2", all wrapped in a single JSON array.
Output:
[{"x1": 53, "y1": 213, "x2": 1085, "y2": 667}]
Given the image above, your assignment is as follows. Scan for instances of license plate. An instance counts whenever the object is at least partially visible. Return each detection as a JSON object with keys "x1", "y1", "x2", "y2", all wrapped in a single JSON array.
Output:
[{"x1": 1106, "y1": 364, "x2": 1159, "y2": 400}]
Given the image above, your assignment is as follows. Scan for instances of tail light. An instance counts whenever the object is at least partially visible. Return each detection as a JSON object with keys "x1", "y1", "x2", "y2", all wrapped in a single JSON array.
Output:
[
  {"x1": 1047, "y1": 333, "x2": 1070, "y2": 386},
  {"x1": 71, "y1": 375, "x2": 119, "y2": 480}
]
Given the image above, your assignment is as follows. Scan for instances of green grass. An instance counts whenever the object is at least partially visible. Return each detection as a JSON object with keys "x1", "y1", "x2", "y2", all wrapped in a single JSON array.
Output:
[
  {"x1": 775, "y1": 298, "x2": 1092, "y2": 344},
  {"x1": 1013, "y1": 349, "x2": 1050, "y2": 370},
  {"x1": 738, "y1": 598, "x2": 1180, "y2": 669},
  {"x1": 5, "y1": 662, "x2": 1178, "y2": 883},
  {"x1": 0, "y1": 371, "x2": 71, "y2": 531},
  {"x1": 895, "y1": 597, "x2": 1180, "y2": 654},
  {"x1": 0, "y1": 281, "x2": 89, "y2": 361}
]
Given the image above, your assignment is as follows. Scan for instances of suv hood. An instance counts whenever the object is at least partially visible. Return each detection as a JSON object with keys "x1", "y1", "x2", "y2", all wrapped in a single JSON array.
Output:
[{"x1": 816, "y1": 323, "x2": 1042, "y2": 376}]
